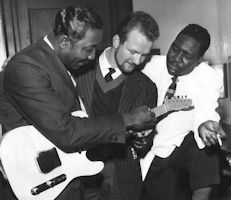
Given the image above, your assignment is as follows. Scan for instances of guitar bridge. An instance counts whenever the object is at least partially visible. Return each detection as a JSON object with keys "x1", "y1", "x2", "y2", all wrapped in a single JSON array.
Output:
[{"x1": 31, "y1": 174, "x2": 67, "y2": 195}]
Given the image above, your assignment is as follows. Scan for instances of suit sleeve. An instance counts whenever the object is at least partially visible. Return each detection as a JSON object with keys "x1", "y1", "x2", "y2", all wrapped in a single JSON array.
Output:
[
  {"x1": 192, "y1": 67, "x2": 222, "y2": 149},
  {"x1": 4, "y1": 55, "x2": 126, "y2": 152}
]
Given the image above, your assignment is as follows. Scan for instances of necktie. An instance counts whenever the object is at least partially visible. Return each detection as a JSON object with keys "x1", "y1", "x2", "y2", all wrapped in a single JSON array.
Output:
[
  {"x1": 104, "y1": 68, "x2": 116, "y2": 82},
  {"x1": 165, "y1": 76, "x2": 178, "y2": 99}
]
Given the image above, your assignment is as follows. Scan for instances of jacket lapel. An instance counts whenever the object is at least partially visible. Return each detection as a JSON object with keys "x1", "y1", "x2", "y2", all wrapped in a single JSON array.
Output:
[{"x1": 37, "y1": 39, "x2": 78, "y2": 99}]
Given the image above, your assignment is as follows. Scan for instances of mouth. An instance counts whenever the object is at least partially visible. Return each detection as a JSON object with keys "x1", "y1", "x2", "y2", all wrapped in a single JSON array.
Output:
[
  {"x1": 168, "y1": 63, "x2": 179, "y2": 75},
  {"x1": 121, "y1": 62, "x2": 134, "y2": 71},
  {"x1": 127, "y1": 62, "x2": 136, "y2": 68},
  {"x1": 77, "y1": 60, "x2": 90, "y2": 67}
]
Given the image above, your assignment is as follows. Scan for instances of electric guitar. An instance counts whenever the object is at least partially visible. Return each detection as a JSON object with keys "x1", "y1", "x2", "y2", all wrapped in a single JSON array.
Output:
[{"x1": 0, "y1": 98, "x2": 193, "y2": 200}]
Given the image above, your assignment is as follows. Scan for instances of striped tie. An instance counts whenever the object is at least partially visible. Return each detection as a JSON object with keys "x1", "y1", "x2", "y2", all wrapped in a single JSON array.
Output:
[
  {"x1": 165, "y1": 76, "x2": 178, "y2": 99},
  {"x1": 105, "y1": 68, "x2": 116, "y2": 82}
]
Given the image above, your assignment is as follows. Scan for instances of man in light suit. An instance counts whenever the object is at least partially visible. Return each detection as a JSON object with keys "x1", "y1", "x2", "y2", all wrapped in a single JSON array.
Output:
[
  {"x1": 75, "y1": 11, "x2": 159, "y2": 200},
  {"x1": 0, "y1": 6, "x2": 156, "y2": 200}
]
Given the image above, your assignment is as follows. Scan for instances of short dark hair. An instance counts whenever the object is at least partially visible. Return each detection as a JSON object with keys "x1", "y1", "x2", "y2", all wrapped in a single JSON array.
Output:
[
  {"x1": 115, "y1": 11, "x2": 159, "y2": 43},
  {"x1": 177, "y1": 24, "x2": 210, "y2": 56},
  {"x1": 53, "y1": 6, "x2": 103, "y2": 41}
]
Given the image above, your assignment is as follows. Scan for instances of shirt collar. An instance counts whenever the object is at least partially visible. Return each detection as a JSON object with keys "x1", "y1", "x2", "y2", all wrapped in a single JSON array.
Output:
[
  {"x1": 43, "y1": 35, "x2": 54, "y2": 50},
  {"x1": 99, "y1": 47, "x2": 122, "y2": 78}
]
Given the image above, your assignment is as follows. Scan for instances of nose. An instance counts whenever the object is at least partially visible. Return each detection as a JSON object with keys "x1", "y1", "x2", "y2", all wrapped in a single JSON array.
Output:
[
  {"x1": 175, "y1": 52, "x2": 183, "y2": 62},
  {"x1": 133, "y1": 53, "x2": 142, "y2": 65},
  {"x1": 88, "y1": 49, "x2": 96, "y2": 60}
]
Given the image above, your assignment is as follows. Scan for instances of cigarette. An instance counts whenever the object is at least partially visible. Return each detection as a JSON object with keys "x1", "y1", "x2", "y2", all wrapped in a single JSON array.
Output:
[{"x1": 217, "y1": 134, "x2": 222, "y2": 146}]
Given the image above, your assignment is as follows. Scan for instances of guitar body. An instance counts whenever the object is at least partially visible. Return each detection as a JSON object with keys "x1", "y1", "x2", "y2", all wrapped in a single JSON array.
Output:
[
  {"x1": 0, "y1": 125, "x2": 104, "y2": 200},
  {"x1": 0, "y1": 101, "x2": 193, "y2": 200}
]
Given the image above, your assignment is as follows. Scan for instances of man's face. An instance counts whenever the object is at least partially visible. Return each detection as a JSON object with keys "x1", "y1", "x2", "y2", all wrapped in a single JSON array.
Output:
[
  {"x1": 61, "y1": 28, "x2": 103, "y2": 71},
  {"x1": 166, "y1": 34, "x2": 202, "y2": 77},
  {"x1": 115, "y1": 29, "x2": 153, "y2": 74}
]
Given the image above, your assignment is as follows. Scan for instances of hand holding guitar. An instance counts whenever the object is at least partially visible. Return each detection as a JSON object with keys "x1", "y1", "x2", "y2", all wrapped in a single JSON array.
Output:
[
  {"x1": 122, "y1": 106, "x2": 156, "y2": 132},
  {"x1": 130, "y1": 129, "x2": 155, "y2": 158},
  {"x1": 129, "y1": 98, "x2": 193, "y2": 159}
]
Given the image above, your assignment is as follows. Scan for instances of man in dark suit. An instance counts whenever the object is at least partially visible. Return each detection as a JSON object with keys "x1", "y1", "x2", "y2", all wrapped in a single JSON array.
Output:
[
  {"x1": 75, "y1": 11, "x2": 159, "y2": 200},
  {"x1": 0, "y1": 6, "x2": 156, "y2": 200}
]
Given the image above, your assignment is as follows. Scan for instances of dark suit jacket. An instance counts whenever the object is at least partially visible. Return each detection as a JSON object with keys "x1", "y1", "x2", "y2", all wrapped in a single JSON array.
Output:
[
  {"x1": 76, "y1": 60, "x2": 158, "y2": 200},
  {"x1": 0, "y1": 39, "x2": 127, "y2": 200}
]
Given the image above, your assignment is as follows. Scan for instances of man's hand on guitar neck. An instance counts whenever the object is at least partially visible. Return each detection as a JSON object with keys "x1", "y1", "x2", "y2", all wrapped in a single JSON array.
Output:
[{"x1": 122, "y1": 106, "x2": 156, "y2": 132}]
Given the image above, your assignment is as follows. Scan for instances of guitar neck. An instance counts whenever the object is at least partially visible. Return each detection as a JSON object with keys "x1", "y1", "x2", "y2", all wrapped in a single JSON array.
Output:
[
  {"x1": 149, "y1": 98, "x2": 193, "y2": 118},
  {"x1": 150, "y1": 104, "x2": 168, "y2": 118}
]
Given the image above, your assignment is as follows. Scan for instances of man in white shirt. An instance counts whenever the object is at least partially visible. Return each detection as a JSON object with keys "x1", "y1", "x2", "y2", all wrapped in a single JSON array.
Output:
[{"x1": 141, "y1": 24, "x2": 226, "y2": 200}]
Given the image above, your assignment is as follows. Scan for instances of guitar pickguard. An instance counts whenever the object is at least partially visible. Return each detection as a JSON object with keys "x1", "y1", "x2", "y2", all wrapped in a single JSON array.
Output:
[{"x1": 36, "y1": 147, "x2": 61, "y2": 174}]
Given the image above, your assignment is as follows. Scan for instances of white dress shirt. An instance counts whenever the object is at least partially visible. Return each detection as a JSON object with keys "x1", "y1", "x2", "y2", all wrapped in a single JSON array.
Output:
[
  {"x1": 140, "y1": 55, "x2": 222, "y2": 180},
  {"x1": 99, "y1": 47, "x2": 122, "y2": 79},
  {"x1": 142, "y1": 55, "x2": 222, "y2": 158}
]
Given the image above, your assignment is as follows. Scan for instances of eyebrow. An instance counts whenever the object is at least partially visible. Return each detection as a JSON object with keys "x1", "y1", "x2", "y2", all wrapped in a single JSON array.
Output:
[
  {"x1": 84, "y1": 44, "x2": 97, "y2": 49},
  {"x1": 127, "y1": 47, "x2": 149, "y2": 56},
  {"x1": 172, "y1": 42, "x2": 194, "y2": 56}
]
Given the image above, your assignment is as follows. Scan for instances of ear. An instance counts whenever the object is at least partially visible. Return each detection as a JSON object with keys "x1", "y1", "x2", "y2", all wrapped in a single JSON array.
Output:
[
  {"x1": 59, "y1": 35, "x2": 69, "y2": 49},
  {"x1": 197, "y1": 56, "x2": 204, "y2": 66},
  {"x1": 112, "y1": 34, "x2": 120, "y2": 48}
]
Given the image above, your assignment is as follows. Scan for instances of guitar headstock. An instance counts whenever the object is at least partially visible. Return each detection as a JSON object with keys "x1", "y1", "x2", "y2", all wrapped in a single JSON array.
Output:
[{"x1": 164, "y1": 98, "x2": 193, "y2": 112}]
